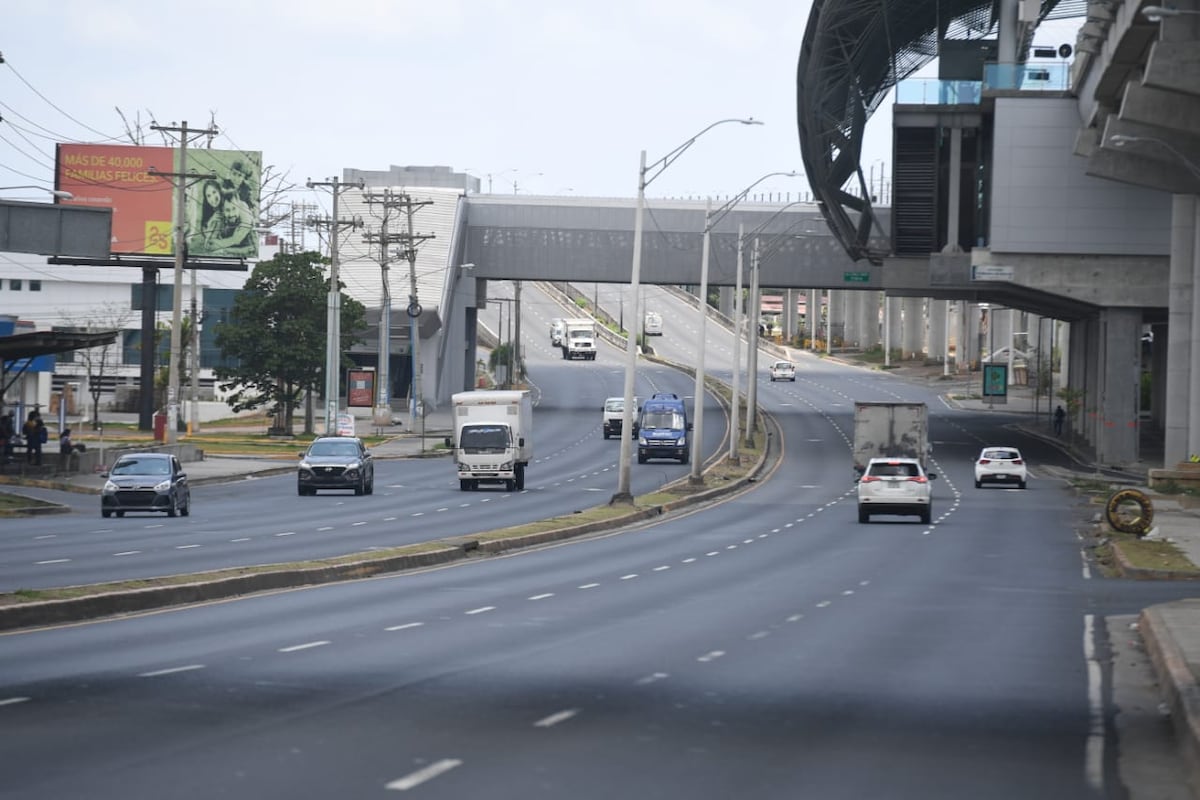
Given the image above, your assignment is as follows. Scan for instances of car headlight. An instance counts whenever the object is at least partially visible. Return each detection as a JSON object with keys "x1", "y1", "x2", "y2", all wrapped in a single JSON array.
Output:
[
  {"x1": 154, "y1": 479, "x2": 171, "y2": 492},
  {"x1": 677, "y1": 436, "x2": 686, "y2": 446},
  {"x1": 299, "y1": 460, "x2": 311, "y2": 470},
  {"x1": 102, "y1": 480, "x2": 118, "y2": 494},
  {"x1": 638, "y1": 436, "x2": 648, "y2": 445},
  {"x1": 500, "y1": 461, "x2": 513, "y2": 471}
]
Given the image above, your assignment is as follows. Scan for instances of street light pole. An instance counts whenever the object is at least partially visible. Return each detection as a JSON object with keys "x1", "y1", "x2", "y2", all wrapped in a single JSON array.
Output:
[
  {"x1": 690, "y1": 171, "x2": 801, "y2": 485},
  {"x1": 612, "y1": 117, "x2": 764, "y2": 504}
]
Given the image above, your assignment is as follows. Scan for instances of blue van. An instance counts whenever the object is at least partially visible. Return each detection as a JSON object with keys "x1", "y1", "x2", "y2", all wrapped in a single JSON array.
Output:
[{"x1": 637, "y1": 392, "x2": 691, "y2": 464}]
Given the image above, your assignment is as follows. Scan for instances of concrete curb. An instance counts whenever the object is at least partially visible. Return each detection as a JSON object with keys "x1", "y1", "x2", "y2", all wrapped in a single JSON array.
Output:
[{"x1": 1139, "y1": 602, "x2": 1200, "y2": 793}]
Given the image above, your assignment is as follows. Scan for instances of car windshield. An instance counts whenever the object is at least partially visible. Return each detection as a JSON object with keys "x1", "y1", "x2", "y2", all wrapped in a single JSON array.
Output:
[
  {"x1": 310, "y1": 442, "x2": 359, "y2": 457},
  {"x1": 641, "y1": 411, "x2": 684, "y2": 430},
  {"x1": 461, "y1": 425, "x2": 509, "y2": 450},
  {"x1": 868, "y1": 462, "x2": 920, "y2": 477},
  {"x1": 112, "y1": 458, "x2": 170, "y2": 476},
  {"x1": 774, "y1": 362, "x2": 793, "y2": 370},
  {"x1": 983, "y1": 449, "x2": 1020, "y2": 460},
  {"x1": 605, "y1": 399, "x2": 624, "y2": 413}
]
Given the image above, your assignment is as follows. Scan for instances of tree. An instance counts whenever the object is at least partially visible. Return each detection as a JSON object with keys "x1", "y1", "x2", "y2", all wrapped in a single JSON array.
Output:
[
  {"x1": 58, "y1": 303, "x2": 131, "y2": 431},
  {"x1": 214, "y1": 251, "x2": 366, "y2": 434}
]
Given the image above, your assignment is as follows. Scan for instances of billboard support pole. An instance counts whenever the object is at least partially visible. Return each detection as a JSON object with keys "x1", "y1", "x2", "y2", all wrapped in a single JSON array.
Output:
[{"x1": 150, "y1": 120, "x2": 218, "y2": 445}]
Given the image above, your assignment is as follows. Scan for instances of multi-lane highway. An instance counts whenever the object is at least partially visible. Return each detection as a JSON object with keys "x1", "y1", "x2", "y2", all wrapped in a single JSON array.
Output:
[{"x1": 2, "y1": 283, "x2": 1195, "y2": 798}]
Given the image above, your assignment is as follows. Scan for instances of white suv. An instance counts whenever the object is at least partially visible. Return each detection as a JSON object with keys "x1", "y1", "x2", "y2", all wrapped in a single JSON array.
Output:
[
  {"x1": 856, "y1": 457, "x2": 936, "y2": 524},
  {"x1": 769, "y1": 360, "x2": 796, "y2": 381},
  {"x1": 974, "y1": 446, "x2": 1027, "y2": 489}
]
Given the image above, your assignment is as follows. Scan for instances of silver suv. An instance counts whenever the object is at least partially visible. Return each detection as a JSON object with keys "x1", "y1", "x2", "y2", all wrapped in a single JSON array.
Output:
[{"x1": 856, "y1": 457, "x2": 936, "y2": 524}]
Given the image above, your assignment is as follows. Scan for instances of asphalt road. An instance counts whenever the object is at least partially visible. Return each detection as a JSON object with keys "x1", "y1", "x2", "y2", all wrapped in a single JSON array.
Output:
[{"x1": 2, "y1": 284, "x2": 1198, "y2": 798}]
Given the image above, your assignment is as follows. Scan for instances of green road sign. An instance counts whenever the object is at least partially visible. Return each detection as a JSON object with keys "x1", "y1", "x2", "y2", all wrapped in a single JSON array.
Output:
[{"x1": 843, "y1": 271, "x2": 870, "y2": 283}]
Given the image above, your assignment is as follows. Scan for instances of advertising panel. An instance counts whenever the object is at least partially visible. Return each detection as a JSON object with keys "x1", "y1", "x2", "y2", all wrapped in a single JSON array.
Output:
[
  {"x1": 56, "y1": 143, "x2": 262, "y2": 259},
  {"x1": 347, "y1": 369, "x2": 375, "y2": 408}
]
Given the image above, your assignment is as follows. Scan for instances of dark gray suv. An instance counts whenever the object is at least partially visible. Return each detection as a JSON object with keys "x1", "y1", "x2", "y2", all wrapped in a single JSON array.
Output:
[
  {"x1": 298, "y1": 436, "x2": 375, "y2": 496},
  {"x1": 101, "y1": 452, "x2": 191, "y2": 518}
]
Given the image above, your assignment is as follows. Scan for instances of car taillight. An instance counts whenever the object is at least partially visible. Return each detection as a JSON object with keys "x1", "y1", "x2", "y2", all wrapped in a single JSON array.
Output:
[
  {"x1": 907, "y1": 476, "x2": 928, "y2": 484},
  {"x1": 1012, "y1": 459, "x2": 1023, "y2": 465},
  {"x1": 861, "y1": 475, "x2": 881, "y2": 482},
  {"x1": 978, "y1": 459, "x2": 990, "y2": 464}
]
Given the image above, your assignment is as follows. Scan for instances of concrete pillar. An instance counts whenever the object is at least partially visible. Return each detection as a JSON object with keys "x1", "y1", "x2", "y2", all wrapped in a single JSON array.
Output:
[
  {"x1": 886, "y1": 296, "x2": 902, "y2": 358},
  {"x1": 783, "y1": 289, "x2": 796, "y2": 345},
  {"x1": 928, "y1": 299, "x2": 947, "y2": 364},
  {"x1": 807, "y1": 289, "x2": 818, "y2": 349},
  {"x1": 718, "y1": 285, "x2": 734, "y2": 318},
  {"x1": 860, "y1": 291, "x2": 880, "y2": 350},
  {"x1": 1097, "y1": 308, "x2": 1142, "y2": 466},
  {"x1": 1079, "y1": 319, "x2": 1100, "y2": 451},
  {"x1": 1165, "y1": 195, "x2": 1196, "y2": 466},
  {"x1": 902, "y1": 297, "x2": 924, "y2": 359},
  {"x1": 844, "y1": 290, "x2": 861, "y2": 348}
]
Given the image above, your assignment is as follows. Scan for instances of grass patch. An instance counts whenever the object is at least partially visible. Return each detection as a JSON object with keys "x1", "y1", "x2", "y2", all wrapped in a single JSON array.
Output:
[
  {"x1": 0, "y1": 492, "x2": 57, "y2": 511},
  {"x1": 1111, "y1": 533, "x2": 1200, "y2": 574}
]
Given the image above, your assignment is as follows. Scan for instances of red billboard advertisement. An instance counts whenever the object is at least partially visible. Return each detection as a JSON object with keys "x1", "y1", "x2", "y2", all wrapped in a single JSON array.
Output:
[
  {"x1": 55, "y1": 143, "x2": 262, "y2": 259},
  {"x1": 347, "y1": 369, "x2": 375, "y2": 408}
]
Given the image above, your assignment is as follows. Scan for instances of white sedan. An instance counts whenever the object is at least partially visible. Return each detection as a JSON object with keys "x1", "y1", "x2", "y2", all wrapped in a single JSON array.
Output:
[
  {"x1": 769, "y1": 360, "x2": 796, "y2": 381},
  {"x1": 974, "y1": 446, "x2": 1028, "y2": 489}
]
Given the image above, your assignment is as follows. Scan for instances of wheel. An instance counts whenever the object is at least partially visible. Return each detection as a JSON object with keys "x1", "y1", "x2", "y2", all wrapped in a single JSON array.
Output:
[
  {"x1": 354, "y1": 479, "x2": 365, "y2": 496},
  {"x1": 506, "y1": 479, "x2": 516, "y2": 492},
  {"x1": 920, "y1": 507, "x2": 932, "y2": 524},
  {"x1": 974, "y1": 479, "x2": 981, "y2": 489},
  {"x1": 299, "y1": 486, "x2": 306, "y2": 496},
  {"x1": 637, "y1": 454, "x2": 646, "y2": 464},
  {"x1": 1018, "y1": 480, "x2": 1027, "y2": 490},
  {"x1": 603, "y1": 429, "x2": 610, "y2": 440},
  {"x1": 679, "y1": 449, "x2": 689, "y2": 464},
  {"x1": 180, "y1": 496, "x2": 190, "y2": 517},
  {"x1": 116, "y1": 511, "x2": 125, "y2": 518},
  {"x1": 167, "y1": 495, "x2": 178, "y2": 517},
  {"x1": 365, "y1": 474, "x2": 374, "y2": 495},
  {"x1": 515, "y1": 464, "x2": 526, "y2": 491},
  {"x1": 460, "y1": 479, "x2": 471, "y2": 491},
  {"x1": 102, "y1": 509, "x2": 111, "y2": 518},
  {"x1": 858, "y1": 506, "x2": 869, "y2": 524}
]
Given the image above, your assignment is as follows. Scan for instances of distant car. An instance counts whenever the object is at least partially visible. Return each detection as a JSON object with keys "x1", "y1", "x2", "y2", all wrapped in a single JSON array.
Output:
[
  {"x1": 856, "y1": 456, "x2": 936, "y2": 524},
  {"x1": 549, "y1": 318, "x2": 566, "y2": 346},
  {"x1": 974, "y1": 446, "x2": 1027, "y2": 489},
  {"x1": 769, "y1": 360, "x2": 796, "y2": 381},
  {"x1": 101, "y1": 452, "x2": 190, "y2": 518},
  {"x1": 602, "y1": 395, "x2": 640, "y2": 439},
  {"x1": 643, "y1": 311, "x2": 663, "y2": 336},
  {"x1": 298, "y1": 436, "x2": 375, "y2": 496}
]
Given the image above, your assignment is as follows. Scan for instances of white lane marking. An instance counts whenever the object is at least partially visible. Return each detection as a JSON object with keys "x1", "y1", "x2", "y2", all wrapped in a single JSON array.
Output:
[
  {"x1": 279, "y1": 641, "x2": 330, "y2": 653},
  {"x1": 749, "y1": 631, "x2": 771, "y2": 640},
  {"x1": 1084, "y1": 614, "x2": 1105, "y2": 791},
  {"x1": 578, "y1": 583, "x2": 600, "y2": 590},
  {"x1": 36, "y1": 559, "x2": 70, "y2": 565},
  {"x1": 653, "y1": 566, "x2": 670, "y2": 572},
  {"x1": 317, "y1": 526, "x2": 334, "y2": 531},
  {"x1": 787, "y1": 614, "x2": 804, "y2": 622},
  {"x1": 175, "y1": 544, "x2": 201, "y2": 550},
  {"x1": 528, "y1": 593, "x2": 554, "y2": 601},
  {"x1": 352, "y1": 521, "x2": 367, "y2": 527},
  {"x1": 620, "y1": 574, "x2": 638, "y2": 581},
  {"x1": 385, "y1": 759, "x2": 463, "y2": 791},
  {"x1": 385, "y1": 622, "x2": 424, "y2": 632},
  {"x1": 742, "y1": 539, "x2": 755, "y2": 545},
  {"x1": 816, "y1": 601, "x2": 831, "y2": 608},
  {"x1": 726, "y1": 545, "x2": 738, "y2": 550},
  {"x1": 706, "y1": 551, "x2": 720, "y2": 557},
  {"x1": 113, "y1": 551, "x2": 140, "y2": 557},
  {"x1": 0, "y1": 697, "x2": 31, "y2": 706},
  {"x1": 140, "y1": 664, "x2": 205, "y2": 677},
  {"x1": 860, "y1": 581, "x2": 870, "y2": 586},
  {"x1": 411, "y1": 512, "x2": 424, "y2": 518},
  {"x1": 636, "y1": 672, "x2": 670, "y2": 686},
  {"x1": 275, "y1": 531, "x2": 297, "y2": 537},
  {"x1": 230, "y1": 537, "x2": 251, "y2": 542},
  {"x1": 1080, "y1": 550, "x2": 1092, "y2": 580},
  {"x1": 384, "y1": 516, "x2": 398, "y2": 522},
  {"x1": 842, "y1": 590, "x2": 855, "y2": 596},
  {"x1": 465, "y1": 606, "x2": 495, "y2": 615},
  {"x1": 436, "y1": 507, "x2": 449, "y2": 513},
  {"x1": 681, "y1": 557, "x2": 697, "y2": 564},
  {"x1": 697, "y1": 651, "x2": 725, "y2": 663},
  {"x1": 533, "y1": 708, "x2": 579, "y2": 728},
  {"x1": 34, "y1": 534, "x2": 55, "y2": 540}
]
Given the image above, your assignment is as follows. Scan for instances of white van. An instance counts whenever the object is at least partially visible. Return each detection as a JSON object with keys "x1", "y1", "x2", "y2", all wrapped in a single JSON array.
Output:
[{"x1": 644, "y1": 311, "x2": 663, "y2": 336}]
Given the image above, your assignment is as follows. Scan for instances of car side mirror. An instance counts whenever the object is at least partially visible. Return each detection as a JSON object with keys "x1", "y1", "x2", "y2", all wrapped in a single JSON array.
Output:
[
  {"x1": 518, "y1": 437, "x2": 525, "y2": 447},
  {"x1": 444, "y1": 436, "x2": 453, "y2": 449},
  {"x1": 297, "y1": 452, "x2": 305, "y2": 459}
]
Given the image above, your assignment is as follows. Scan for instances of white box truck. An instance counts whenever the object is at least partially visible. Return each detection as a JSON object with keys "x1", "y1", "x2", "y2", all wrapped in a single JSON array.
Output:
[
  {"x1": 561, "y1": 318, "x2": 597, "y2": 360},
  {"x1": 448, "y1": 390, "x2": 533, "y2": 492},
  {"x1": 852, "y1": 401, "x2": 930, "y2": 476}
]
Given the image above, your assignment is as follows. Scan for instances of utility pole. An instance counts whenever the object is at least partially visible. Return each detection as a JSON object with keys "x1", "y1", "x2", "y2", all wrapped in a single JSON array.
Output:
[
  {"x1": 397, "y1": 194, "x2": 434, "y2": 437},
  {"x1": 362, "y1": 189, "x2": 411, "y2": 428},
  {"x1": 306, "y1": 177, "x2": 364, "y2": 435},
  {"x1": 149, "y1": 120, "x2": 218, "y2": 445}
]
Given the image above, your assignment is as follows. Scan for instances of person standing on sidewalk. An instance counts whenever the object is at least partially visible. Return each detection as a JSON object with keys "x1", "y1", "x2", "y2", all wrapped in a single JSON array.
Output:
[{"x1": 1054, "y1": 405, "x2": 1066, "y2": 437}]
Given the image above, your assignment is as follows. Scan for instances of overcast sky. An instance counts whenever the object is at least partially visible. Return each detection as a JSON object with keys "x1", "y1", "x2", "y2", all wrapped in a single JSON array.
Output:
[
  {"x1": 4, "y1": 1, "x2": 1082, "y2": 214},
  {"x1": 1, "y1": 0, "x2": 894, "y2": 209}
]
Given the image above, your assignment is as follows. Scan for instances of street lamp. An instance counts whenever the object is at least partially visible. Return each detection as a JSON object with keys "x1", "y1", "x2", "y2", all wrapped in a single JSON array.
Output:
[
  {"x1": 1141, "y1": 4, "x2": 1200, "y2": 20},
  {"x1": 0, "y1": 185, "x2": 73, "y2": 200},
  {"x1": 612, "y1": 117, "x2": 764, "y2": 504},
  {"x1": 1109, "y1": 134, "x2": 1200, "y2": 180},
  {"x1": 689, "y1": 171, "x2": 800, "y2": 485}
]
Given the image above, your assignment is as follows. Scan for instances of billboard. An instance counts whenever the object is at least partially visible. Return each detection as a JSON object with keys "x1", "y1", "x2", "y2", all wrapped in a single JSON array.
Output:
[{"x1": 56, "y1": 143, "x2": 262, "y2": 259}]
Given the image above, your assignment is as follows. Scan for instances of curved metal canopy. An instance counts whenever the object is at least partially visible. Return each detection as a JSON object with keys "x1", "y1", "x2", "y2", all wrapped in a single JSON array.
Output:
[{"x1": 796, "y1": 0, "x2": 1081, "y2": 263}]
